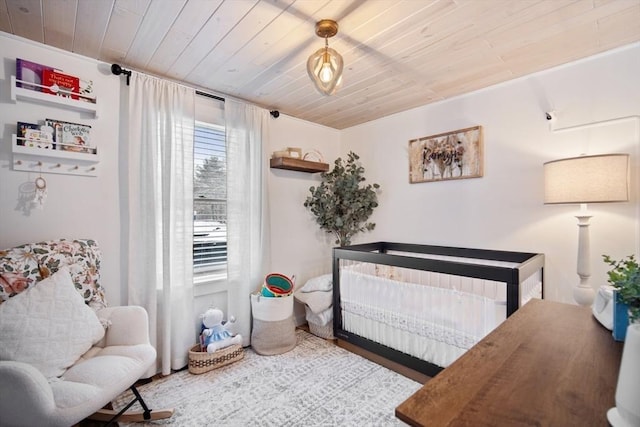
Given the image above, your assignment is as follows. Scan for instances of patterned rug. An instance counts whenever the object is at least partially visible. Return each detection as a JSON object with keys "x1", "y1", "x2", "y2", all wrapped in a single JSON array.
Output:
[{"x1": 113, "y1": 329, "x2": 422, "y2": 426}]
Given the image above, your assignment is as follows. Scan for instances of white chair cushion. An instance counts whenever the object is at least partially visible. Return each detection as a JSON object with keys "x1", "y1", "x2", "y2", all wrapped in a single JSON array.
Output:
[{"x1": 0, "y1": 267, "x2": 105, "y2": 379}]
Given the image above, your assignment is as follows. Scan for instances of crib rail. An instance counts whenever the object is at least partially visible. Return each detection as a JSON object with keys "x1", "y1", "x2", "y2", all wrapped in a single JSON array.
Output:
[{"x1": 332, "y1": 242, "x2": 545, "y2": 377}]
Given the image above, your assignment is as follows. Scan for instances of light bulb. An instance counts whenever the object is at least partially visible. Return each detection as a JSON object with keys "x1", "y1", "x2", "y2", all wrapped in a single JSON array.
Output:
[
  {"x1": 319, "y1": 62, "x2": 333, "y2": 83},
  {"x1": 307, "y1": 43, "x2": 344, "y2": 95}
]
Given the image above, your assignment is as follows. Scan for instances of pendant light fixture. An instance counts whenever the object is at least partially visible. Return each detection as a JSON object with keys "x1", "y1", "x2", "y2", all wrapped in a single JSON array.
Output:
[{"x1": 307, "y1": 19, "x2": 343, "y2": 96}]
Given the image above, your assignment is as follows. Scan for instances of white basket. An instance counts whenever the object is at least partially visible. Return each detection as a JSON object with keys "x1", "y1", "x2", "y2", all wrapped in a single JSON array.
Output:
[
  {"x1": 251, "y1": 293, "x2": 296, "y2": 355},
  {"x1": 251, "y1": 293, "x2": 293, "y2": 321}
]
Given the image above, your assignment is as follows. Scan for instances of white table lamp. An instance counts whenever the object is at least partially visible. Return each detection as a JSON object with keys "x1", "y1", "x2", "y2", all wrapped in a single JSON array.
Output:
[{"x1": 544, "y1": 153, "x2": 630, "y2": 306}]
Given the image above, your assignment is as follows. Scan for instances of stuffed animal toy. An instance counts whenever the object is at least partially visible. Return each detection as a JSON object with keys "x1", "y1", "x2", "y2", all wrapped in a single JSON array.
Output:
[{"x1": 200, "y1": 308, "x2": 242, "y2": 353}]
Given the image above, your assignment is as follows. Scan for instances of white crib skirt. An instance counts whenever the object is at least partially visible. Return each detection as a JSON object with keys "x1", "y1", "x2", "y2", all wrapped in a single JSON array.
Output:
[
  {"x1": 340, "y1": 268, "x2": 505, "y2": 368},
  {"x1": 342, "y1": 311, "x2": 467, "y2": 368}
]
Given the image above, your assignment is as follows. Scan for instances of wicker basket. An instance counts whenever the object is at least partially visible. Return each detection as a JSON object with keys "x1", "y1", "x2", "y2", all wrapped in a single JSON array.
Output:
[
  {"x1": 188, "y1": 344, "x2": 244, "y2": 375},
  {"x1": 308, "y1": 321, "x2": 334, "y2": 340},
  {"x1": 304, "y1": 305, "x2": 334, "y2": 340}
]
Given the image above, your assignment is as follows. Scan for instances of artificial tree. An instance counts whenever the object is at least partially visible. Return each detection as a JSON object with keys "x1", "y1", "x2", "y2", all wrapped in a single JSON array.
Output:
[{"x1": 304, "y1": 151, "x2": 380, "y2": 247}]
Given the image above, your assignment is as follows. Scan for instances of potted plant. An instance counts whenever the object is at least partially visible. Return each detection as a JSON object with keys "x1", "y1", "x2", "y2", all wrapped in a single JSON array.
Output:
[
  {"x1": 603, "y1": 254, "x2": 640, "y2": 325},
  {"x1": 304, "y1": 151, "x2": 380, "y2": 247}
]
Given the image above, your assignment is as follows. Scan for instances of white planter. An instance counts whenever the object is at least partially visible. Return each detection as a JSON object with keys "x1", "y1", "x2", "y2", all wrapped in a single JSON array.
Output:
[{"x1": 608, "y1": 324, "x2": 640, "y2": 426}]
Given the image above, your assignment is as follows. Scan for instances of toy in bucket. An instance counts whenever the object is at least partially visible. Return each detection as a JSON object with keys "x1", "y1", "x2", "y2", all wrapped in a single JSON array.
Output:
[
  {"x1": 261, "y1": 273, "x2": 294, "y2": 297},
  {"x1": 251, "y1": 273, "x2": 296, "y2": 355}
]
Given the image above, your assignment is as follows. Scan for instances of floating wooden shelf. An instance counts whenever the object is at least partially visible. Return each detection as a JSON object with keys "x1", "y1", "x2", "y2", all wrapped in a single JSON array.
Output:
[{"x1": 270, "y1": 157, "x2": 329, "y2": 173}]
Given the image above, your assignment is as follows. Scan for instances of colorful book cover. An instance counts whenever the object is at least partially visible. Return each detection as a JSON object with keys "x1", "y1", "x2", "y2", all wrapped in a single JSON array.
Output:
[
  {"x1": 45, "y1": 118, "x2": 63, "y2": 146},
  {"x1": 79, "y1": 78, "x2": 96, "y2": 103},
  {"x1": 23, "y1": 129, "x2": 53, "y2": 149},
  {"x1": 45, "y1": 119, "x2": 94, "y2": 154},
  {"x1": 17, "y1": 122, "x2": 39, "y2": 146},
  {"x1": 42, "y1": 70, "x2": 80, "y2": 100},
  {"x1": 17, "y1": 122, "x2": 53, "y2": 149},
  {"x1": 62, "y1": 121, "x2": 93, "y2": 153},
  {"x1": 16, "y1": 58, "x2": 55, "y2": 92}
]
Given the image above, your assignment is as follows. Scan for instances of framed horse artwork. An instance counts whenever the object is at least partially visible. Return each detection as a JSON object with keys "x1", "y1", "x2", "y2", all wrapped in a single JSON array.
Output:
[{"x1": 408, "y1": 125, "x2": 483, "y2": 183}]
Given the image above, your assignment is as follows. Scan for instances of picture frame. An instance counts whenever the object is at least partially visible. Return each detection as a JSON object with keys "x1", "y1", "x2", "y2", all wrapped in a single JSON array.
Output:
[{"x1": 408, "y1": 125, "x2": 483, "y2": 183}]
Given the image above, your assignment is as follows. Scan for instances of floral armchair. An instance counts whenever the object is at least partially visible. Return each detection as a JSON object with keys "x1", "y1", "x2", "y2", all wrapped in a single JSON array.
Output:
[
  {"x1": 0, "y1": 239, "x2": 106, "y2": 309},
  {"x1": 0, "y1": 239, "x2": 172, "y2": 426}
]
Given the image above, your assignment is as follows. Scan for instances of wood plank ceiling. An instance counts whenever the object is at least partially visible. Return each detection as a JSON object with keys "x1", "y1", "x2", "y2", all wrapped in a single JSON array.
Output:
[{"x1": 1, "y1": 0, "x2": 639, "y2": 129}]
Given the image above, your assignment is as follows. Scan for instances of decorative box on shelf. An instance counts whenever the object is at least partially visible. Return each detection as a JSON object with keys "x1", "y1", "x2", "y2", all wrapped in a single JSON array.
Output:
[{"x1": 11, "y1": 134, "x2": 99, "y2": 177}]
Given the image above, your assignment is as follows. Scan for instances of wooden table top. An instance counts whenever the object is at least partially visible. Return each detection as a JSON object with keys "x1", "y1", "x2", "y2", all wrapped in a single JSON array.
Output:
[{"x1": 395, "y1": 299, "x2": 624, "y2": 426}]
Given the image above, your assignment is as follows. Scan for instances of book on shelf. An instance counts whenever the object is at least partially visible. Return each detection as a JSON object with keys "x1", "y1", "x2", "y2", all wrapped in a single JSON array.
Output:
[
  {"x1": 42, "y1": 70, "x2": 80, "y2": 100},
  {"x1": 79, "y1": 78, "x2": 96, "y2": 103},
  {"x1": 17, "y1": 122, "x2": 39, "y2": 146},
  {"x1": 16, "y1": 58, "x2": 95, "y2": 102},
  {"x1": 16, "y1": 121, "x2": 53, "y2": 149},
  {"x1": 16, "y1": 58, "x2": 55, "y2": 92},
  {"x1": 45, "y1": 118, "x2": 95, "y2": 154}
]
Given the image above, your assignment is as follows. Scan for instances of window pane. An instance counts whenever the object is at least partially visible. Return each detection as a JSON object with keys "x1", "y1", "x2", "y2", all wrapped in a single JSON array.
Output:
[{"x1": 194, "y1": 122, "x2": 226, "y2": 276}]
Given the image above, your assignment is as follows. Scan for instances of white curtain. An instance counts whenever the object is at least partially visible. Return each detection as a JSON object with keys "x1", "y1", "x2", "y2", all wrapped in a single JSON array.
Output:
[
  {"x1": 126, "y1": 73, "x2": 196, "y2": 375},
  {"x1": 226, "y1": 99, "x2": 271, "y2": 346}
]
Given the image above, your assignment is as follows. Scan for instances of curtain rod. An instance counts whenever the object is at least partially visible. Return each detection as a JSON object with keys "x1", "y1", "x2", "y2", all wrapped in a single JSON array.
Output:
[
  {"x1": 196, "y1": 90, "x2": 279, "y2": 117},
  {"x1": 111, "y1": 63, "x2": 224, "y2": 101},
  {"x1": 196, "y1": 90, "x2": 224, "y2": 103},
  {"x1": 111, "y1": 63, "x2": 279, "y2": 117}
]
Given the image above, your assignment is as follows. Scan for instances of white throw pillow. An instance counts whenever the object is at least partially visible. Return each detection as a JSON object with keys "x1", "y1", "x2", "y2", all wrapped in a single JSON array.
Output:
[
  {"x1": 0, "y1": 267, "x2": 105, "y2": 378},
  {"x1": 300, "y1": 274, "x2": 333, "y2": 293}
]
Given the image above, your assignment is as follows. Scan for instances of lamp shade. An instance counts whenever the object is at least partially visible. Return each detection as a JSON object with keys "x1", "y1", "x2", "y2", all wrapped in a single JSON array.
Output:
[
  {"x1": 544, "y1": 154, "x2": 630, "y2": 204},
  {"x1": 307, "y1": 46, "x2": 343, "y2": 96}
]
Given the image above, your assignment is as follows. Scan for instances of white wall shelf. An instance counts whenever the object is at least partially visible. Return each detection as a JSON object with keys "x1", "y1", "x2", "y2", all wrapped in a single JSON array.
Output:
[
  {"x1": 11, "y1": 134, "x2": 99, "y2": 177},
  {"x1": 10, "y1": 75, "x2": 98, "y2": 117}
]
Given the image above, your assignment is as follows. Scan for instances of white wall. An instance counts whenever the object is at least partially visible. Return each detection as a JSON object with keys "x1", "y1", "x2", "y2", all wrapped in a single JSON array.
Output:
[
  {"x1": 0, "y1": 34, "x2": 123, "y2": 303},
  {"x1": 268, "y1": 114, "x2": 341, "y2": 322},
  {"x1": 340, "y1": 43, "x2": 640, "y2": 304}
]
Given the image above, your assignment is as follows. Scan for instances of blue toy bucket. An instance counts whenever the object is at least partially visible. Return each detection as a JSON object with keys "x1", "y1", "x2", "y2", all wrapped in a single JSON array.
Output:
[{"x1": 261, "y1": 273, "x2": 294, "y2": 297}]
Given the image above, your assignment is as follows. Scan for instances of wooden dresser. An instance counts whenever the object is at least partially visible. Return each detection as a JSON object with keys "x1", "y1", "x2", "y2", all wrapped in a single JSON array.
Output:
[{"x1": 396, "y1": 299, "x2": 624, "y2": 426}]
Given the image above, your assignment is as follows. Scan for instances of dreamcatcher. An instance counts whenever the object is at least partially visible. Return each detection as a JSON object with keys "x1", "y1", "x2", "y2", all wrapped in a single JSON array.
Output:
[{"x1": 33, "y1": 169, "x2": 47, "y2": 209}]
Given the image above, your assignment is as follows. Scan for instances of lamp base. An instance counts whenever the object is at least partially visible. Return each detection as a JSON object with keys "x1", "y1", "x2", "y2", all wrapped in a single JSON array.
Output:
[
  {"x1": 607, "y1": 407, "x2": 638, "y2": 427},
  {"x1": 573, "y1": 284, "x2": 595, "y2": 306},
  {"x1": 574, "y1": 211, "x2": 594, "y2": 306}
]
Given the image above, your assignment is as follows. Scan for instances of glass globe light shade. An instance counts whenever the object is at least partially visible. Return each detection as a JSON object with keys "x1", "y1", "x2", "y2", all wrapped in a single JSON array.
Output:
[{"x1": 307, "y1": 46, "x2": 343, "y2": 96}]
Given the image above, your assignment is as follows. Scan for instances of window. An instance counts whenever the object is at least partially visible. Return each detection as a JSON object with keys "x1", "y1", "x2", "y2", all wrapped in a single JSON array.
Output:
[{"x1": 193, "y1": 121, "x2": 226, "y2": 282}]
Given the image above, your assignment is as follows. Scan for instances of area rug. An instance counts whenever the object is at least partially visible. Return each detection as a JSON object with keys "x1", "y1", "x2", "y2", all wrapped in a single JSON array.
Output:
[{"x1": 113, "y1": 329, "x2": 422, "y2": 426}]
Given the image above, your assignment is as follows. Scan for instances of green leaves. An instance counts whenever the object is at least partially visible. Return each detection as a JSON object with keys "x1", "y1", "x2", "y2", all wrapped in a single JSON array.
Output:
[
  {"x1": 603, "y1": 254, "x2": 640, "y2": 322},
  {"x1": 304, "y1": 151, "x2": 380, "y2": 247}
]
